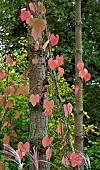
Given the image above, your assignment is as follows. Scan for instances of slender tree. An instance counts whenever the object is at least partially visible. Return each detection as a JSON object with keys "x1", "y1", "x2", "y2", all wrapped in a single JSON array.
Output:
[{"x1": 75, "y1": 0, "x2": 84, "y2": 169}]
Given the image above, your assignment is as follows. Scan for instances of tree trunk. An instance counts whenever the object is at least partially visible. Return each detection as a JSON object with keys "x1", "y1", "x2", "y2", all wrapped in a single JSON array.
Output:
[
  {"x1": 27, "y1": 1, "x2": 49, "y2": 169},
  {"x1": 75, "y1": 0, "x2": 84, "y2": 169}
]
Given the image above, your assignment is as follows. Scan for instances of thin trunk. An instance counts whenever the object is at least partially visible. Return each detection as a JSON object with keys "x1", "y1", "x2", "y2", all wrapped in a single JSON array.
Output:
[
  {"x1": 75, "y1": 0, "x2": 84, "y2": 169},
  {"x1": 27, "y1": 1, "x2": 49, "y2": 169}
]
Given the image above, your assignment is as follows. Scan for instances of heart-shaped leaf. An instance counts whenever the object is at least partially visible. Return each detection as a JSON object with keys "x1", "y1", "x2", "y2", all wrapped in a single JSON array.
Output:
[
  {"x1": 43, "y1": 99, "x2": 54, "y2": 111},
  {"x1": 17, "y1": 82, "x2": 29, "y2": 96},
  {"x1": 56, "y1": 55, "x2": 64, "y2": 67},
  {"x1": 29, "y1": 2, "x2": 37, "y2": 13},
  {"x1": 50, "y1": 34, "x2": 59, "y2": 46},
  {"x1": 31, "y1": 28, "x2": 41, "y2": 40},
  {"x1": 38, "y1": 2, "x2": 46, "y2": 14},
  {"x1": 84, "y1": 73, "x2": 91, "y2": 82},
  {"x1": 42, "y1": 136, "x2": 53, "y2": 148},
  {"x1": 4, "y1": 86, "x2": 14, "y2": 95},
  {"x1": 70, "y1": 152, "x2": 83, "y2": 167},
  {"x1": 29, "y1": 94, "x2": 40, "y2": 106},
  {"x1": 18, "y1": 142, "x2": 30, "y2": 153},
  {"x1": 33, "y1": 18, "x2": 46, "y2": 34},
  {"x1": 26, "y1": 17, "x2": 34, "y2": 27},
  {"x1": 77, "y1": 61, "x2": 84, "y2": 71},
  {"x1": 48, "y1": 58, "x2": 58, "y2": 71},
  {"x1": 79, "y1": 68, "x2": 88, "y2": 78},
  {"x1": 20, "y1": 9, "x2": 31, "y2": 21}
]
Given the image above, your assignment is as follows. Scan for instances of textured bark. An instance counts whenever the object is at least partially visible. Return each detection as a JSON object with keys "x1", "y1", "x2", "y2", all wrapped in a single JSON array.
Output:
[
  {"x1": 27, "y1": 1, "x2": 49, "y2": 169},
  {"x1": 28, "y1": 50, "x2": 48, "y2": 170},
  {"x1": 75, "y1": 0, "x2": 84, "y2": 169}
]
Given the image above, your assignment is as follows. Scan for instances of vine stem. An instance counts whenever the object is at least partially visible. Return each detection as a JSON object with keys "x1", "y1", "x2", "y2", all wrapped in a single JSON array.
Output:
[{"x1": 52, "y1": 69, "x2": 75, "y2": 152}]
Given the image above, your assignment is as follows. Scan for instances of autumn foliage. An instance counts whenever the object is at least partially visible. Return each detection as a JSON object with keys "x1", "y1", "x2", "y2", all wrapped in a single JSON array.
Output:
[{"x1": 0, "y1": 1, "x2": 92, "y2": 169}]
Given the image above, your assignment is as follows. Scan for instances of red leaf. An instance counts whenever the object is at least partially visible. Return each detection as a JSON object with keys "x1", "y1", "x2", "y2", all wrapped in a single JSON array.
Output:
[
  {"x1": 29, "y1": 94, "x2": 40, "y2": 106},
  {"x1": 3, "y1": 134, "x2": 10, "y2": 145},
  {"x1": 20, "y1": 9, "x2": 31, "y2": 21},
  {"x1": 46, "y1": 147, "x2": 52, "y2": 160},
  {"x1": 84, "y1": 73, "x2": 91, "y2": 82},
  {"x1": 11, "y1": 130, "x2": 17, "y2": 137},
  {"x1": 31, "y1": 27, "x2": 41, "y2": 40},
  {"x1": 63, "y1": 103, "x2": 73, "y2": 116},
  {"x1": 4, "y1": 85, "x2": 14, "y2": 95},
  {"x1": 0, "y1": 96, "x2": 6, "y2": 108},
  {"x1": 58, "y1": 67, "x2": 64, "y2": 77},
  {"x1": 42, "y1": 87, "x2": 47, "y2": 93},
  {"x1": 16, "y1": 149, "x2": 25, "y2": 160},
  {"x1": 6, "y1": 55, "x2": 13, "y2": 66},
  {"x1": 10, "y1": 82, "x2": 19, "y2": 95},
  {"x1": 29, "y1": 2, "x2": 37, "y2": 13},
  {"x1": 44, "y1": 110, "x2": 52, "y2": 116},
  {"x1": 50, "y1": 34, "x2": 59, "y2": 47},
  {"x1": 56, "y1": 125, "x2": 63, "y2": 136},
  {"x1": 43, "y1": 77, "x2": 49, "y2": 86},
  {"x1": 75, "y1": 85, "x2": 79, "y2": 96},
  {"x1": 18, "y1": 142, "x2": 30, "y2": 153},
  {"x1": 0, "y1": 70, "x2": 6, "y2": 79},
  {"x1": 22, "y1": 70, "x2": 29, "y2": 77},
  {"x1": 70, "y1": 152, "x2": 83, "y2": 167},
  {"x1": 17, "y1": 82, "x2": 29, "y2": 96},
  {"x1": 38, "y1": 2, "x2": 46, "y2": 14},
  {"x1": 42, "y1": 136, "x2": 53, "y2": 148},
  {"x1": 79, "y1": 68, "x2": 88, "y2": 79},
  {"x1": 62, "y1": 156, "x2": 70, "y2": 167},
  {"x1": 48, "y1": 58, "x2": 58, "y2": 71},
  {"x1": 56, "y1": 55, "x2": 64, "y2": 67},
  {"x1": 43, "y1": 99, "x2": 54, "y2": 111},
  {"x1": 5, "y1": 100, "x2": 14, "y2": 108},
  {"x1": 7, "y1": 118, "x2": 12, "y2": 127},
  {"x1": 42, "y1": 40, "x2": 49, "y2": 51},
  {"x1": 34, "y1": 41, "x2": 39, "y2": 51},
  {"x1": 14, "y1": 110, "x2": 20, "y2": 119},
  {"x1": 33, "y1": 18, "x2": 46, "y2": 34},
  {"x1": 26, "y1": 17, "x2": 34, "y2": 27},
  {"x1": 77, "y1": 61, "x2": 84, "y2": 71}
]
